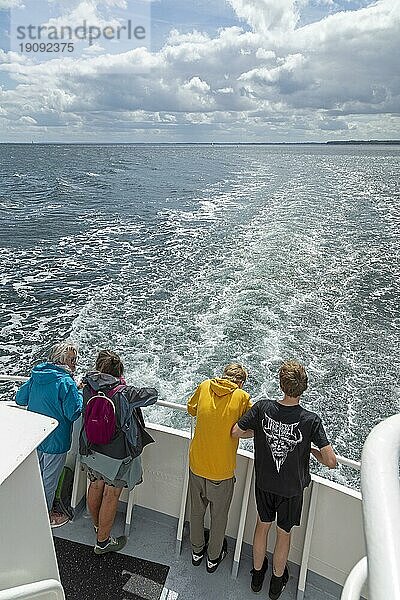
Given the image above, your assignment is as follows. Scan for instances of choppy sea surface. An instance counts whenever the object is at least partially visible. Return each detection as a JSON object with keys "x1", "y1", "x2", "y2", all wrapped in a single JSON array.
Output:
[{"x1": 1, "y1": 143, "x2": 399, "y2": 488}]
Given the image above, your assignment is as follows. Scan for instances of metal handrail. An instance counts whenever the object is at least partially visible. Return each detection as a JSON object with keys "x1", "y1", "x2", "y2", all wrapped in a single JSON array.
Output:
[
  {"x1": 0, "y1": 374, "x2": 187, "y2": 413},
  {"x1": 360, "y1": 414, "x2": 400, "y2": 599},
  {"x1": 0, "y1": 374, "x2": 30, "y2": 383},
  {"x1": 0, "y1": 374, "x2": 361, "y2": 470}
]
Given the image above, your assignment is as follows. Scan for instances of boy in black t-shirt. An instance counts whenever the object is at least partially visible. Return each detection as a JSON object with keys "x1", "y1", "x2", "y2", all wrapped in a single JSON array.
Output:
[{"x1": 232, "y1": 360, "x2": 337, "y2": 600}]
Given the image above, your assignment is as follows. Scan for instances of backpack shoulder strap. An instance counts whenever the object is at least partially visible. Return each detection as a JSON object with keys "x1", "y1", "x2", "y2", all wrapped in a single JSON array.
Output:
[{"x1": 107, "y1": 383, "x2": 126, "y2": 399}]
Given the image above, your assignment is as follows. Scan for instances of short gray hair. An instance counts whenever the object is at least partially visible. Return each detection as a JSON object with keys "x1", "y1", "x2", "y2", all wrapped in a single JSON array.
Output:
[{"x1": 48, "y1": 341, "x2": 77, "y2": 365}]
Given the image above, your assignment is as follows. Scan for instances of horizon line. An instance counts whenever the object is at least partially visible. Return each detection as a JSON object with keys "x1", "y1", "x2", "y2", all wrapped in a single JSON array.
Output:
[{"x1": 1, "y1": 140, "x2": 400, "y2": 146}]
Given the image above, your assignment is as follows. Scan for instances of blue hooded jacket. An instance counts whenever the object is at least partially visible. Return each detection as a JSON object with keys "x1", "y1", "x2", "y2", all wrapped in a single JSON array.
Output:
[{"x1": 15, "y1": 362, "x2": 83, "y2": 454}]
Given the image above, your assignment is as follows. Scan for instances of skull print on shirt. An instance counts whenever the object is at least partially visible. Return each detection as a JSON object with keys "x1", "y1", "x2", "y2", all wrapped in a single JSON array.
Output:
[{"x1": 262, "y1": 414, "x2": 303, "y2": 473}]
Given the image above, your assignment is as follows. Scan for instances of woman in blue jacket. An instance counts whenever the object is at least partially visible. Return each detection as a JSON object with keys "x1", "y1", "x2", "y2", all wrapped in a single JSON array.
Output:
[{"x1": 16, "y1": 341, "x2": 82, "y2": 528}]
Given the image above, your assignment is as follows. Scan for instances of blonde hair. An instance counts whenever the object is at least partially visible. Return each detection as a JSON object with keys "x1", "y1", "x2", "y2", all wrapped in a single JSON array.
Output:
[
  {"x1": 222, "y1": 363, "x2": 248, "y2": 386},
  {"x1": 279, "y1": 360, "x2": 308, "y2": 397},
  {"x1": 48, "y1": 341, "x2": 77, "y2": 365}
]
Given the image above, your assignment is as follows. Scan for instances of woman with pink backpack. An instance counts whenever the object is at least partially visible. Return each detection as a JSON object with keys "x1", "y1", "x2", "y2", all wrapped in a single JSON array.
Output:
[{"x1": 79, "y1": 350, "x2": 158, "y2": 555}]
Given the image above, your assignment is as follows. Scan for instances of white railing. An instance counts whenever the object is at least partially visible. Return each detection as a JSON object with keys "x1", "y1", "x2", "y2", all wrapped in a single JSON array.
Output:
[
  {"x1": 341, "y1": 557, "x2": 368, "y2": 600},
  {"x1": 0, "y1": 373, "x2": 362, "y2": 469},
  {"x1": 0, "y1": 375, "x2": 30, "y2": 383},
  {"x1": 341, "y1": 413, "x2": 400, "y2": 600},
  {"x1": 362, "y1": 414, "x2": 400, "y2": 599},
  {"x1": 0, "y1": 374, "x2": 187, "y2": 413},
  {"x1": 0, "y1": 579, "x2": 64, "y2": 600},
  {"x1": 1, "y1": 373, "x2": 362, "y2": 595}
]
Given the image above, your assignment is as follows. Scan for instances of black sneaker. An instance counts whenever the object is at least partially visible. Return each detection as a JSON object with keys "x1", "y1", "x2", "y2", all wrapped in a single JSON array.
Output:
[
  {"x1": 250, "y1": 556, "x2": 269, "y2": 592},
  {"x1": 206, "y1": 538, "x2": 227, "y2": 573},
  {"x1": 269, "y1": 566, "x2": 289, "y2": 600},
  {"x1": 192, "y1": 546, "x2": 207, "y2": 566},
  {"x1": 191, "y1": 530, "x2": 209, "y2": 566}
]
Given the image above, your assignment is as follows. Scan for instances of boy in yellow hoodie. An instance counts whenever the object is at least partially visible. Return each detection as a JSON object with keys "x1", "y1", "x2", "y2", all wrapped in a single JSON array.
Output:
[{"x1": 187, "y1": 363, "x2": 251, "y2": 573}]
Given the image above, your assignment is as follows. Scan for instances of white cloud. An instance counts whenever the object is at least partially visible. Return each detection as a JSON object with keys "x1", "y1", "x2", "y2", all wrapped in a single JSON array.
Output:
[
  {"x1": 0, "y1": 49, "x2": 31, "y2": 67},
  {"x1": 98, "y1": 0, "x2": 128, "y2": 7},
  {"x1": 227, "y1": 0, "x2": 299, "y2": 33},
  {"x1": 83, "y1": 43, "x2": 105, "y2": 54},
  {"x1": 183, "y1": 76, "x2": 210, "y2": 93},
  {"x1": 239, "y1": 53, "x2": 307, "y2": 88},
  {"x1": 255, "y1": 48, "x2": 276, "y2": 60},
  {"x1": 18, "y1": 115, "x2": 37, "y2": 124},
  {"x1": 216, "y1": 86, "x2": 234, "y2": 94},
  {"x1": 0, "y1": 0, "x2": 399, "y2": 141},
  {"x1": 44, "y1": 0, "x2": 122, "y2": 30},
  {"x1": 0, "y1": 0, "x2": 23, "y2": 8}
]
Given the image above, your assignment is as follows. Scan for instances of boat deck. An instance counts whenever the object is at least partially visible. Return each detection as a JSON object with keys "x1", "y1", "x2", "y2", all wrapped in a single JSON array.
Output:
[{"x1": 54, "y1": 505, "x2": 342, "y2": 600}]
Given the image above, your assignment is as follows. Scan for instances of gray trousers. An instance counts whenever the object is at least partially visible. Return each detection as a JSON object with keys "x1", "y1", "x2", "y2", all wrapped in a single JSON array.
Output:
[
  {"x1": 189, "y1": 470, "x2": 235, "y2": 561},
  {"x1": 37, "y1": 450, "x2": 67, "y2": 511}
]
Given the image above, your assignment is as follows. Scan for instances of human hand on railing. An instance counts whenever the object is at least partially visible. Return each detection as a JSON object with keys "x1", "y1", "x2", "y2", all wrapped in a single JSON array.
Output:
[{"x1": 311, "y1": 445, "x2": 337, "y2": 469}]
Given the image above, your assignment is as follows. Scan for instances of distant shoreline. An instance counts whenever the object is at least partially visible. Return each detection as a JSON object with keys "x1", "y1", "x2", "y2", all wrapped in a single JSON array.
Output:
[{"x1": 1, "y1": 140, "x2": 400, "y2": 146}]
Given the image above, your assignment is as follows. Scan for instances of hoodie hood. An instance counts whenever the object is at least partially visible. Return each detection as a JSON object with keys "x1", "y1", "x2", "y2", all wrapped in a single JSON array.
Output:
[
  {"x1": 31, "y1": 362, "x2": 73, "y2": 385},
  {"x1": 83, "y1": 371, "x2": 123, "y2": 392},
  {"x1": 209, "y1": 377, "x2": 238, "y2": 397}
]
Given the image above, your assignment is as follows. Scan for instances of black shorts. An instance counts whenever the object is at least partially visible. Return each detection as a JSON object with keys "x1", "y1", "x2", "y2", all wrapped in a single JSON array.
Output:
[{"x1": 255, "y1": 486, "x2": 303, "y2": 533}]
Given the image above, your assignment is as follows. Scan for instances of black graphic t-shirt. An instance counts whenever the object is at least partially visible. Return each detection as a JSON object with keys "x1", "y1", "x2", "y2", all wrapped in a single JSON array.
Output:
[{"x1": 238, "y1": 399, "x2": 329, "y2": 497}]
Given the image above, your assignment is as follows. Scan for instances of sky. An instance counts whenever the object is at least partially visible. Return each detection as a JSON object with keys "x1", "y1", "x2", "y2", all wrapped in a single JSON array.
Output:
[{"x1": 0, "y1": 0, "x2": 399, "y2": 143}]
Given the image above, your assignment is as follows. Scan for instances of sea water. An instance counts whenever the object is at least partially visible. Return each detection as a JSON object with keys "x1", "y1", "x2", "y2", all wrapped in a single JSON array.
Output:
[{"x1": 1, "y1": 143, "x2": 399, "y2": 488}]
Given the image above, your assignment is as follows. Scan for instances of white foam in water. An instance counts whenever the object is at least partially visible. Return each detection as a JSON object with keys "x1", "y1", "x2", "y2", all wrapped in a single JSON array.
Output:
[{"x1": 1, "y1": 145, "x2": 400, "y2": 489}]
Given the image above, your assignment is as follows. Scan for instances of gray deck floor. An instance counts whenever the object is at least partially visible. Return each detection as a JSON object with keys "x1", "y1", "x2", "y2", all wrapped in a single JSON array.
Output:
[{"x1": 54, "y1": 506, "x2": 342, "y2": 600}]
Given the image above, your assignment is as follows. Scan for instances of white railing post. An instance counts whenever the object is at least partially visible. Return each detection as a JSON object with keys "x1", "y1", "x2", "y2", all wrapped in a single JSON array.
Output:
[
  {"x1": 232, "y1": 455, "x2": 254, "y2": 579},
  {"x1": 361, "y1": 413, "x2": 400, "y2": 600},
  {"x1": 175, "y1": 415, "x2": 193, "y2": 556},
  {"x1": 70, "y1": 453, "x2": 84, "y2": 512},
  {"x1": 125, "y1": 486, "x2": 137, "y2": 537},
  {"x1": 296, "y1": 480, "x2": 320, "y2": 600}
]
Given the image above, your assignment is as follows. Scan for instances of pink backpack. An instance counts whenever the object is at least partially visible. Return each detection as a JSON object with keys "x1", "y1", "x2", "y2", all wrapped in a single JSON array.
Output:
[{"x1": 84, "y1": 384, "x2": 125, "y2": 445}]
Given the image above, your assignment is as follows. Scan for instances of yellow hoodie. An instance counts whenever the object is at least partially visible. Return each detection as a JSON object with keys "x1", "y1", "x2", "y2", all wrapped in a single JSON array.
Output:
[{"x1": 188, "y1": 378, "x2": 251, "y2": 480}]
